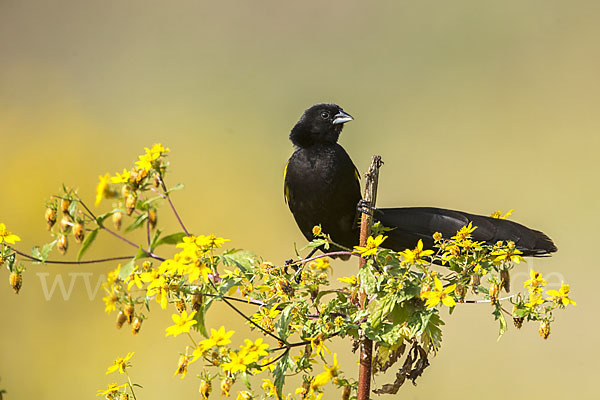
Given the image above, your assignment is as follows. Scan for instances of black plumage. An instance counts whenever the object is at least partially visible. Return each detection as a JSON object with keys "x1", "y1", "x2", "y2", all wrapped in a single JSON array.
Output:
[{"x1": 284, "y1": 103, "x2": 557, "y2": 257}]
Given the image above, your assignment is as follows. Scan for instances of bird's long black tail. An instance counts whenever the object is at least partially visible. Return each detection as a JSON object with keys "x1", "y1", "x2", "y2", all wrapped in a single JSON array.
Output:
[{"x1": 374, "y1": 207, "x2": 557, "y2": 256}]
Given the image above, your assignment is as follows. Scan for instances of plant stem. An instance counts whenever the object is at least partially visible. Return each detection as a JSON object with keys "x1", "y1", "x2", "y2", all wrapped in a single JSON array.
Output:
[
  {"x1": 357, "y1": 155, "x2": 382, "y2": 400},
  {"x1": 156, "y1": 173, "x2": 190, "y2": 236}
]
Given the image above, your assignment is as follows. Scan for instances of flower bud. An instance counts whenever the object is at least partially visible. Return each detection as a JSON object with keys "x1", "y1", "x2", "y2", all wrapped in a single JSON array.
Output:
[
  {"x1": 142, "y1": 261, "x2": 152, "y2": 271},
  {"x1": 342, "y1": 385, "x2": 351, "y2": 400},
  {"x1": 132, "y1": 317, "x2": 142, "y2": 335},
  {"x1": 489, "y1": 283, "x2": 499, "y2": 306},
  {"x1": 58, "y1": 234, "x2": 68, "y2": 254},
  {"x1": 512, "y1": 305, "x2": 524, "y2": 329},
  {"x1": 455, "y1": 284, "x2": 466, "y2": 302},
  {"x1": 59, "y1": 215, "x2": 72, "y2": 234},
  {"x1": 61, "y1": 198, "x2": 71, "y2": 214},
  {"x1": 470, "y1": 274, "x2": 480, "y2": 293},
  {"x1": 148, "y1": 209, "x2": 157, "y2": 229},
  {"x1": 125, "y1": 193, "x2": 137, "y2": 216},
  {"x1": 116, "y1": 311, "x2": 127, "y2": 329},
  {"x1": 121, "y1": 185, "x2": 131, "y2": 199},
  {"x1": 45, "y1": 207, "x2": 57, "y2": 230},
  {"x1": 192, "y1": 294, "x2": 203, "y2": 312},
  {"x1": 119, "y1": 393, "x2": 129, "y2": 400},
  {"x1": 124, "y1": 304, "x2": 135, "y2": 324},
  {"x1": 276, "y1": 278, "x2": 294, "y2": 297},
  {"x1": 9, "y1": 271, "x2": 22, "y2": 294},
  {"x1": 175, "y1": 300, "x2": 186, "y2": 313},
  {"x1": 113, "y1": 211, "x2": 123, "y2": 230},
  {"x1": 153, "y1": 175, "x2": 161, "y2": 188},
  {"x1": 174, "y1": 354, "x2": 189, "y2": 378},
  {"x1": 199, "y1": 379, "x2": 211, "y2": 399},
  {"x1": 73, "y1": 222, "x2": 85, "y2": 243},
  {"x1": 500, "y1": 269, "x2": 510, "y2": 292},
  {"x1": 539, "y1": 320, "x2": 551, "y2": 339},
  {"x1": 220, "y1": 378, "x2": 233, "y2": 397},
  {"x1": 135, "y1": 168, "x2": 148, "y2": 184},
  {"x1": 312, "y1": 225, "x2": 322, "y2": 236}
]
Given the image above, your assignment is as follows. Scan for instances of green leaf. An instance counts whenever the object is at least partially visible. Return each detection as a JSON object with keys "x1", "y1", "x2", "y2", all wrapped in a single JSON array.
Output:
[
  {"x1": 193, "y1": 302, "x2": 208, "y2": 338},
  {"x1": 152, "y1": 232, "x2": 186, "y2": 250},
  {"x1": 221, "y1": 250, "x2": 256, "y2": 274},
  {"x1": 493, "y1": 307, "x2": 507, "y2": 341},
  {"x1": 124, "y1": 213, "x2": 148, "y2": 233},
  {"x1": 166, "y1": 183, "x2": 184, "y2": 194},
  {"x1": 32, "y1": 240, "x2": 57, "y2": 264},
  {"x1": 357, "y1": 262, "x2": 377, "y2": 294},
  {"x1": 95, "y1": 210, "x2": 118, "y2": 226},
  {"x1": 273, "y1": 351, "x2": 290, "y2": 397},
  {"x1": 275, "y1": 303, "x2": 294, "y2": 341},
  {"x1": 77, "y1": 229, "x2": 99, "y2": 261},
  {"x1": 119, "y1": 255, "x2": 138, "y2": 280}
]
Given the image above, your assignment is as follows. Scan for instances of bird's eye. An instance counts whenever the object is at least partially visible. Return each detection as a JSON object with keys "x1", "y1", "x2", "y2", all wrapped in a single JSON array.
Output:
[{"x1": 320, "y1": 111, "x2": 330, "y2": 119}]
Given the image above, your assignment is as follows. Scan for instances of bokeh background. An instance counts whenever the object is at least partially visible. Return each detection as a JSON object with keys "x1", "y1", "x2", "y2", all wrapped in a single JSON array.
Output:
[{"x1": 1, "y1": 0, "x2": 599, "y2": 399}]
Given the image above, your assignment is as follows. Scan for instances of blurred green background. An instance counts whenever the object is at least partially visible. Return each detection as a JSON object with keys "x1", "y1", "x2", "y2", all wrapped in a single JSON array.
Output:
[{"x1": 1, "y1": 0, "x2": 598, "y2": 399}]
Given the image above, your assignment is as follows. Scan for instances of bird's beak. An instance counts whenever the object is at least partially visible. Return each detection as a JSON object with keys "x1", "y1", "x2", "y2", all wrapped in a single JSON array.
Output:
[{"x1": 332, "y1": 110, "x2": 354, "y2": 125}]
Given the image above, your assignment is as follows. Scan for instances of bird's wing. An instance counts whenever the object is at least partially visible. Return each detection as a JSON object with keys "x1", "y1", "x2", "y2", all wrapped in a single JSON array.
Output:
[{"x1": 375, "y1": 207, "x2": 557, "y2": 256}]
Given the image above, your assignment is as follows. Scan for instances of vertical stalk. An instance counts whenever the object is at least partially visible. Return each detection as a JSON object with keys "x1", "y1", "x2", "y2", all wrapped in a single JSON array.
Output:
[{"x1": 357, "y1": 155, "x2": 383, "y2": 400}]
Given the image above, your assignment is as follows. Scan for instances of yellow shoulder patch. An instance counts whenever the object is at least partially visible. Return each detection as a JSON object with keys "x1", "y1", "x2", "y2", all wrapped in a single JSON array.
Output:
[
  {"x1": 284, "y1": 161, "x2": 289, "y2": 179},
  {"x1": 284, "y1": 184, "x2": 290, "y2": 204},
  {"x1": 354, "y1": 167, "x2": 361, "y2": 182}
]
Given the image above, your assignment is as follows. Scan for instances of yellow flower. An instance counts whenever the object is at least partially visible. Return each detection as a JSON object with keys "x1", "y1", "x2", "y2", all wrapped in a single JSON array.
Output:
[
  {"x1": 353, "y1": 234, "x2": 387, "y2": 257},
  {"x1": 0, "y1": 223, "x2": 21, "y2": 244},
  {"x1": 194, "y1": 326, "x2": 235, "y2": 360},
  {"x1": 126, "y1": 267, "x2": 143, "y2": 290},
  {"x1": 308, "y1": 333, "x2": 331, "y2": 358},
  {"x1": 399, "y1": 239, "x2": 434, "y2": 265},
  {"x1": 102, "y1": 292, "x2": 117, "y2": 313},
  {"x1": 187, "y1": 260, "x2": 211, "y2": 284},
  {"x1": 250, "y1": 305, "x2": 281, "y2": 333},
  {"x1": 165, "y1": 310, "x2": 197, "y2": 337},
  {"x1": 524, "y1": 269, "x2": 547, "y2": 294},
  {"x1": 95, "y1": 173, "x2": 110, "y2": 206},
  {"x1": 491, "y1": 209, "x2": 514, "y2": 219},
  {"x1": 135, "y1": 150, "x2": 158, "y2": 172},
  {"x1": 311, "y1": 353, "x2": 339, "y2": 390},
  {"x1": 106, "y1": 352, "x2": 134, "y2": 374},
  {"x1": 262, "y1": 379, "x2": 278, "y2": 397},
  {"x1": 222, "y1": 351, "x2": 250, "y2": 374},
  {"x1": 235, "y1": 391, "x2": 254, "y2": 400},
  {"x1": 110, "y1": 168, "x2": 132, "y2": 184},
  {"x1": 146, "y1": 274, "x2": 169, "y2": 309},
  {"x1": 525, "y1": 292, "x2": 544, "y2": 308},
  {"x1": 452, "y1": 222, "x2": 477, "y2": 242},
  {"x1": 337, "y1": 275, "x2": 358, "y2": 286},
  {"x1": 491, "y1": 245, "x2": 523, "y2": 264},
  {"x1": 432, "y1": 232, "x2": 443, "y2": 241},
  {"x1": 420, "y1": 277, "x2": 456, "y2": 308},
  {"x1": 96, "y1": 383, "x2": 126, "y2": 396},
  {"x1": 147, "y1": 143, "x2": 170, "y2": 157},
  {"x1": 308, "y1": 257, "x2": 330, "y2": 272},
  {"x1": 239, "y1": 338, "x2": 269, "y2": 363},
  {"x1": 196, "y1": 234, "x2": 229, "y2": 249},
  {"x1": 547, "y1": 283, "x2": 576, "y2": 306}
]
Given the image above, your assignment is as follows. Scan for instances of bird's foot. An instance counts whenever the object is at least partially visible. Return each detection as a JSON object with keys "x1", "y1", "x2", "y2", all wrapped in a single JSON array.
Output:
[{"x1": 357, "y1": 199, "x2": 375, "y2": 215}]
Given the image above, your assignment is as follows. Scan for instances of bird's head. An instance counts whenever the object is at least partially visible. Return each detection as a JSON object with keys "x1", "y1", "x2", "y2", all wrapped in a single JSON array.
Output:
[{"x1": 289, "y1": 103, "x2": 354, "y2": 147}]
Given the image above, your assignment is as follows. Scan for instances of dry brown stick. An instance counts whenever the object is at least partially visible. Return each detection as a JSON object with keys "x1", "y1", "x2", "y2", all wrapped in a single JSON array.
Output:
[{"x1": 357, "y1": 155, "x2": 383, "y2": 400}]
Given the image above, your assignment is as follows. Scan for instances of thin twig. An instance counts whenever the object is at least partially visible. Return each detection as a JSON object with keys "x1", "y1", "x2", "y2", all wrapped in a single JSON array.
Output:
[
  {"x1": 7, "y1": 245, "x2": 133, "y2": 265},
  {"x1": 207, "y1": 279, "x2": 283, "y2": 343},
  {"x1": 156, "y1": 173, "x2": 190, "y2": 236}
]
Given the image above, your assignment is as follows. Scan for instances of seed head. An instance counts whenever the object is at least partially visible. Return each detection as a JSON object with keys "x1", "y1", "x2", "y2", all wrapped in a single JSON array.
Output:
[{"x1": 9, "y1": 271, "x2": 22, "y2": 294}]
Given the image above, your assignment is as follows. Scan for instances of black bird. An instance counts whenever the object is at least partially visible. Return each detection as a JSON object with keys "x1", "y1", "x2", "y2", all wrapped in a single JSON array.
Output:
[{"x1": 284, "y1": 103, "x2": 557, "y2": 258}]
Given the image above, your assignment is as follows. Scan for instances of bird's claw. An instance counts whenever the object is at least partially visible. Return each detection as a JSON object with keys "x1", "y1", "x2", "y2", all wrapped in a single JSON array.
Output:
[{"x1": 357, "y1": 199, "x2": 375, "y2": 215}]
